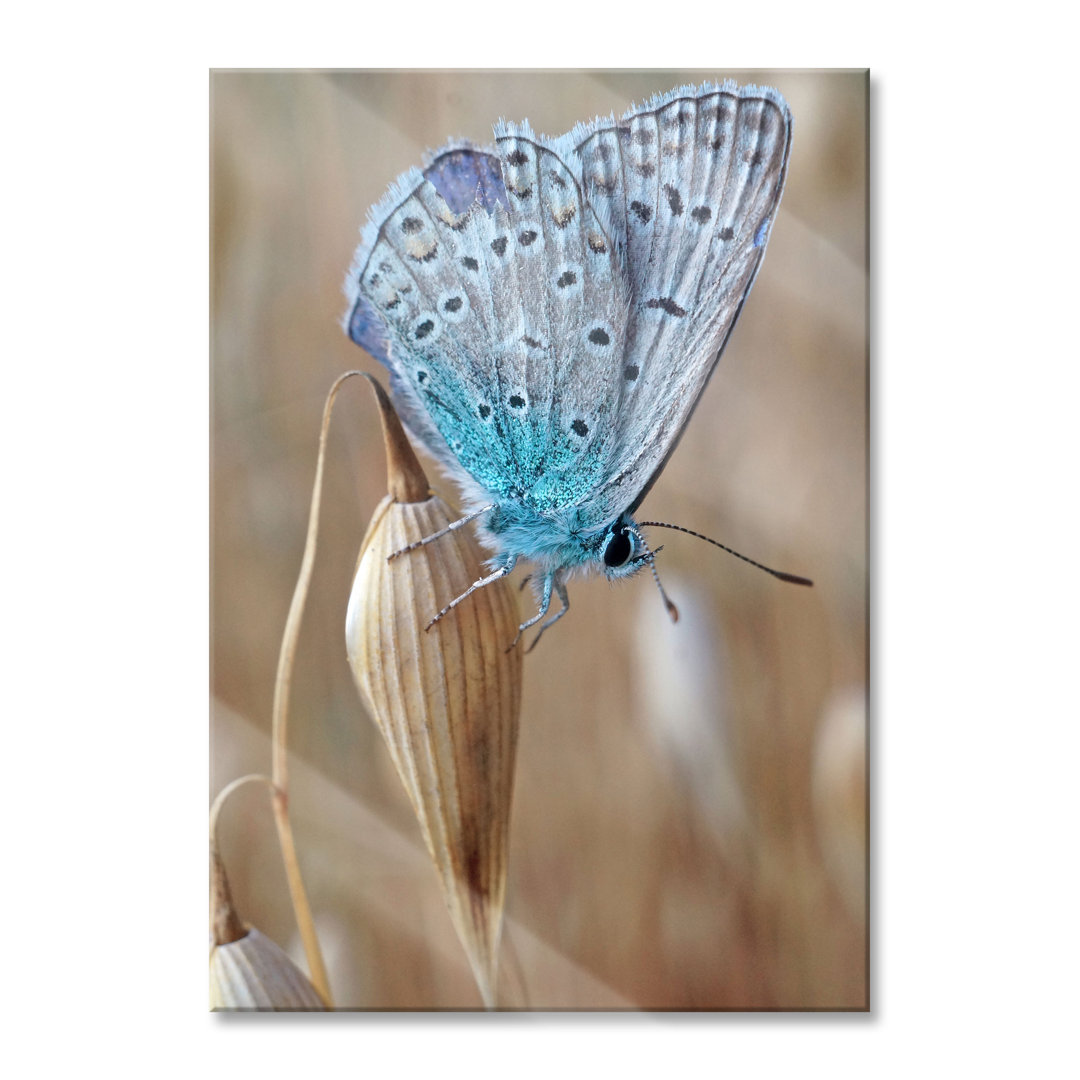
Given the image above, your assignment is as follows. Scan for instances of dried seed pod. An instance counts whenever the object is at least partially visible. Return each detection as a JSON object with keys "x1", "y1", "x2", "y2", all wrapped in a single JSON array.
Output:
[
  {"x1": 210, "y1": 928, "x2": 327, "y2": 1010},
  {"x1": 209, "y1": 846, "x2": 326, "y2": 1010},
  {"x1": 346, "y1": 378, "x2": 522, "y2": 1008}
]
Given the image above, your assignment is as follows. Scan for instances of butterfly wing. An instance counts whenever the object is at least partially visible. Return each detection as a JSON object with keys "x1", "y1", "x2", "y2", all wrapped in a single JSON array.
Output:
[
  {"x1": 422, "y1": 144, "x2": 509, "y2": 214},
  {"x1": 345, "y1": 134, "x2": 630, "y2": 514},
  {"x1": 346, "y1": 81, "x2": 791, "y2": 549},
  {"x1": 562, "y1": 81, "x2": 793, "y2": 525}
]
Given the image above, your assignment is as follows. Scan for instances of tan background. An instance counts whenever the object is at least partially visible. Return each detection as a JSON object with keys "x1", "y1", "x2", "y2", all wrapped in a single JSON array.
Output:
[{"x1": 211, "y1": 69, "x2": 867, "y2": 1009}]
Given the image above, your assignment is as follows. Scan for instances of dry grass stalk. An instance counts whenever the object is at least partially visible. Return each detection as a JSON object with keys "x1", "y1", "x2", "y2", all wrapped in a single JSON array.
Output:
[
  {"x1": 207, "y1": 372, "x2": 368, "y2": 1009},
  {"x1": 209, "y1": 777, "x2": 327, "y2": 1010},
  {"x1": 346, "y1": 377, "x2": 523, "y2": 1008}
]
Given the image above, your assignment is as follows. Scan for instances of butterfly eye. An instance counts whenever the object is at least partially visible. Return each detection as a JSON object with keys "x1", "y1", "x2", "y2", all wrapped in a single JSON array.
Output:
[{"x1": 602, "y1": 525, "x2": 634, "y2": 568}]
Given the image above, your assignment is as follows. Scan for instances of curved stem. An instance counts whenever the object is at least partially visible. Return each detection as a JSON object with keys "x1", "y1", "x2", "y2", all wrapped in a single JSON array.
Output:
[
  {"x1": 209, "y1": 774, "x2": 273, "y2": 946},
  {"x1": 269, "y1": 369, "x2": 368, "y2": 1008},
  {"x1": 209, "y1": 773, "x2": 275, "y2": 842}
]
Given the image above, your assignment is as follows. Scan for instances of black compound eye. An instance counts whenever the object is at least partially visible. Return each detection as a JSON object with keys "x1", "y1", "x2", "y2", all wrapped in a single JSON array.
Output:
[{"x1": 603, "y1": 526, "x2": 633, "y2": 568}]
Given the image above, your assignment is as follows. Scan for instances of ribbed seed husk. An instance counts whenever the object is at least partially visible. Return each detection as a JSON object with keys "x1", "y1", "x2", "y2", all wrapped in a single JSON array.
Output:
[
  {"x1": 346, "y1": 492, "x2": 522, "y2": 1007},
  {"x1": 209, "y1": 928, "x2": 327, "y2": 1010}
]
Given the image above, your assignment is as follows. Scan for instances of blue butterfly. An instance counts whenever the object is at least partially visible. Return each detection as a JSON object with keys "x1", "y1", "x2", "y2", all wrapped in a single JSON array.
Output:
[{"x1": 345, "y1": 81, "x2": 802, "y2": 646}]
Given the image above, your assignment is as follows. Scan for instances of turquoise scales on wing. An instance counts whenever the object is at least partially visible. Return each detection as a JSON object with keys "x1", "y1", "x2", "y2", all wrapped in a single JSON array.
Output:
[
  {"x1": 344, "y1": 81, "x2": 793, "y2": 641},
  {"x1": 349, "y1": 138, "x2": 629, "y2": 521}
]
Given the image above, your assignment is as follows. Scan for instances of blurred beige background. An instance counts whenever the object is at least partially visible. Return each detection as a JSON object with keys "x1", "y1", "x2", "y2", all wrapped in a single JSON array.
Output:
[{"x1": 211, "y1": 70, "x2": 867, "y2": 1009}]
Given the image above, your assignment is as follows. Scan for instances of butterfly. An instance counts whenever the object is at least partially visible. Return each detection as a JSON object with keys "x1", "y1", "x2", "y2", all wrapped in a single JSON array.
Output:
[{"x1": 345, "y1": 81, "x2": 801, "y2": 647}]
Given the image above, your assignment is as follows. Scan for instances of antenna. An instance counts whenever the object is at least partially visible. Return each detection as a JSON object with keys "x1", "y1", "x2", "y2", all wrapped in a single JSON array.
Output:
[{"x1": 638, "y1": 521, "x2": 814, "y2": 587}]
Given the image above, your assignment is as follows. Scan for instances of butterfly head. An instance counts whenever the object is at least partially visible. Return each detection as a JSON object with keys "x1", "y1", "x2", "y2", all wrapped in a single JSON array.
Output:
[{"x1": 599, "y1": 517, "x2": 654, "y2": 581}]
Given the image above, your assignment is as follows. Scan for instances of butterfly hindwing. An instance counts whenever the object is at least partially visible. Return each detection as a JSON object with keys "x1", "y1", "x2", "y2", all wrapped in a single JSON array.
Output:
[
  {"x1": 422, "y1": 145, "x2": 509, "y2": 214},
  {"x1": 348, "y1": 137, "x2": 630, "y2": 512},
  {"x1": 489, "y1": 124, "x2": 630, "y2": 511},
  {"x1": 349, "y1": 168, "x2": 510, "y2": 488}
]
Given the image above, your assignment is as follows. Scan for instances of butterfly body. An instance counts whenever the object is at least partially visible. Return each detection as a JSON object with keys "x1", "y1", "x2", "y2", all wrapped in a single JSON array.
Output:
[{"x1": 346, "y1": 81, "x2": 793, "y2": 637}]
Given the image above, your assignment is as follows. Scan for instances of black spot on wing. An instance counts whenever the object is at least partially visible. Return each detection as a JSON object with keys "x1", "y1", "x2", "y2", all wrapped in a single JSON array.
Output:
[{"x1": 645, "y1": 297, "x2": 688, "y2": 317}]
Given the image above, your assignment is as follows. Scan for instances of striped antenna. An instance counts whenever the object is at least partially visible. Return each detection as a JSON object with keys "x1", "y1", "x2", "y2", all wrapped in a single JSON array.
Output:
[{"x1": 638, "y1": 522, "x2": 813, "y2": 587}]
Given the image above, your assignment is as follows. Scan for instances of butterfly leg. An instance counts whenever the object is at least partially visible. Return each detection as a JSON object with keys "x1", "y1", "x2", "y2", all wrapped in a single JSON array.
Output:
[
  {"x1": 525, "y1": 579, "x2": 570, "y2": 653},
  {"x1": 424, "y1": 554, "x2": 517, "y2": 630},
  {"x1": 507, "y1": 572, "x2": 554, "y2": 651},
  {"x1": 388, "y1": 503, "x2": 495, "y2": 561}
]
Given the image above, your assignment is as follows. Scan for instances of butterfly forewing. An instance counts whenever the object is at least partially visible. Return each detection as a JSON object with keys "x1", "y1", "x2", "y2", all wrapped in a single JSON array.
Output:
[
  {"x1": 346, "y1": 80, "x2": 792, "y2": 572},
  {"x1": 568, "y1": 83, "x2": 792, "y2": 524}
]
